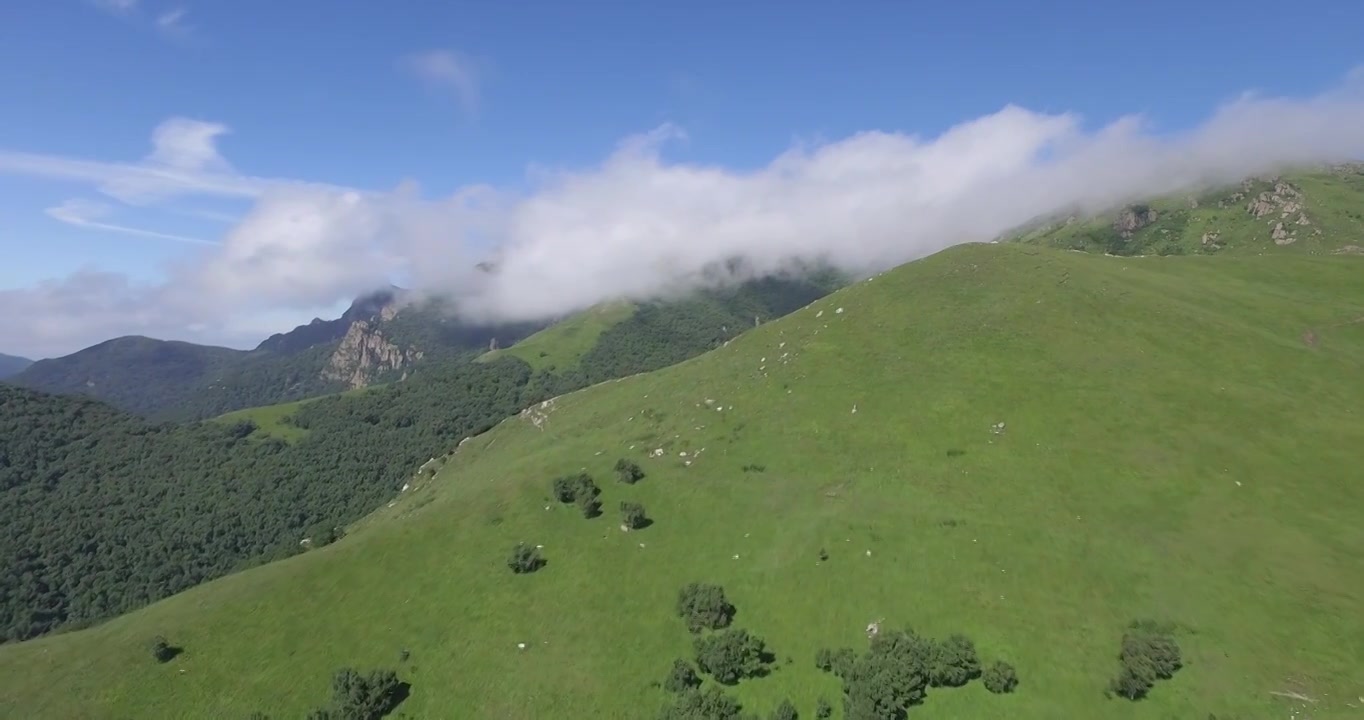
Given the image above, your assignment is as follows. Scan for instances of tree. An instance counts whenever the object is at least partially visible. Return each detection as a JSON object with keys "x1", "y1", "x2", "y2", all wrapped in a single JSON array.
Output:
[
  {"x1": 814, "y1": 698, "x2": 833, "y2": 719},
  {"x1": 928, "y1": 633, "x2": 981, "y2": 687},
  {"x1": 621, "y1": 501, "x2": 648, "y2": 529},
  {"x1": 321, "y1": 667, "x2": 403, "y2": 719},
  {"x1": 836, "y1": 628, "x2": 936, "y2": 720},
  {"x1": 664, "y1": 658, "x2": 702, "y2": 693},
  {"x1": 982, "y1": 661, "x2": 1019, "y2": 694},
  {"x1": 770, "y1": 699, "x2": 798, "y2": 720},
  {"x1": 676, "y1": 582, "x2": 736, "y2": 633},
  {"x1": 615, "y1": 458, "x2": 645, "y2": 484},
  {"x1": 694, "y1": 628, "x2": 772, "y2": 685},
  {"x1": 507, "y1": 543, "x2": 544, "y2": 574},
  {"x1": 149, "y1": 635, "x2": 175, "y2": 663}
]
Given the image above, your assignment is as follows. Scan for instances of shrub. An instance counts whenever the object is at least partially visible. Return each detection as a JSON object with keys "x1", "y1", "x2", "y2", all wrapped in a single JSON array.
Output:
[
  {"x1": 552, "y1": 472, "x2": 599, "y2": 504},
  {"x1": 576, "y1": 493, "x2": 602, "y2": 519},
  {"x1": 814, "y1": 698, "x2": 833, "y2": 719},
  {"x1": 664, "y1": 658, "x2": 702, "y2": 693},
  {"x1": 770, "y1": 699, "x2": 798, "y2": 720},
  {"x1": 676, "y1": 582, "x2": 736, "y2": 633},
  {"x1": 149, "y1": 635, "x2": 176, "y2": 663},
  {"x1": 552, "y1": 476, "x2": 577, "y2": 503},
  {"x1": 928, "y1": 633, "x2": 981, "y2": 687},
  {"x1": 694, "y1": 628, "x2": 772, "y2": 685},
  {"x1": 1108, "y1": 621, "x2": 1182, "y2": 701},
  {"x1": 982, "y1": 660, "x2": 1018, "y2": 694},
  {"x1": 620, "y1": 501, "x2": 648, "y2": 529},
  {"x1": 507, "y1": 543, "x2": 544, "y2": 574},
  {"x1": 615, "y1": 458, "x2": 645, "y2": 484}
]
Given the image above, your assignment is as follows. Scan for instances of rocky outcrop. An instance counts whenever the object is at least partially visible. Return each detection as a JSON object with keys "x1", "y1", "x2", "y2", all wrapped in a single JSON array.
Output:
[
  {"x1": 1113, "y1": 205, "x2": 1158, "y2": 237},
  {"x1": 321, "y1": 320, "x2": 423, "y2": 389},
  {"x1": 1246, "y1": 180, "x2": 1304, "y2": 219}
]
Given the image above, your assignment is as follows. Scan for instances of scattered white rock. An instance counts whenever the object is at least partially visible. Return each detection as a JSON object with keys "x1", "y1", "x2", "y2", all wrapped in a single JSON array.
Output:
[
  {"x1": 401, "y1": 483, "x2": 410, "y2": 492},
  {"x1": 732, "y1": 554, "x2": 740, "y2": 560},
  {"x1": 836, "y1": 307, "x2": 844, "y2": 314},
  {"x1": 517, "y1": 643, "x2": 526, "y2": 650},
  {"x1": 684, "y1": 460, "x2": 692, "y2": 466},
  {"x1": 1235, "y1": 481, "x2": 1242, "y2": 487},
  {"x1": 816, "y1": 310, "x2": 824, "y2": 318},
  {"x1": 639, "y1": 542, "x2": 646, "y2": 548},
  {"x1": 865, "y1": 549, "x2": 872, "y2": 557},
  {"x1": 679, "y1": 451, "x2": 688, "y2": 457},
  {"x1": 851, "y1": 404, "x2": 858, "y2": 414}
]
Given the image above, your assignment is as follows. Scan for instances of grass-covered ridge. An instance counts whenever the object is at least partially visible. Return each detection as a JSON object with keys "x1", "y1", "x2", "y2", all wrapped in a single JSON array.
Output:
[
  {"x1": 1011, "y1": 164, "x2": 1364, "y2": 256},
  {"x1": 2, "y1": 243, "x2": 1361, "y2": 718},
  {"x1": 479, "y1": 301, "x2": 637, "y2": 371}
]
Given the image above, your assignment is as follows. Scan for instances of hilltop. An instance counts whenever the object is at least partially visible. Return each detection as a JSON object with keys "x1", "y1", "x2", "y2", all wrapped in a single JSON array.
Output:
[
  {"x1": 1009, "y1": 164, "x2": 1364, "y2": 256},
  {"x1": 3, "y1": 242, "x2": 1360, "y2": 719}
]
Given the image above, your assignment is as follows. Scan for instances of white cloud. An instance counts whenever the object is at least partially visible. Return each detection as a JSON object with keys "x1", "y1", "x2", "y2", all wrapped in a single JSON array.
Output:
[
  {"x1": 403, "y1": 50, "x2": 482, "y2": 117},
  {"x1": 46, "y1": 199, "x2": 214, "y2": 245},
  {"x1": 5, "y1": 71, "x2": 1364, "y2": 358}
]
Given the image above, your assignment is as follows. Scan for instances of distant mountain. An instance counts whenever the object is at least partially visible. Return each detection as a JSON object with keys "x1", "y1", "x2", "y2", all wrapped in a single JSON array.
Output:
[
  {"x1": 8, "y1": 289, "x2": 547, "y2": 422},
  {"x1": 10, "y1": 337, "x2": 246, "y2": 417},
  {"x1": 0, "y1": 353, "x2": 32, "y2": 379}
]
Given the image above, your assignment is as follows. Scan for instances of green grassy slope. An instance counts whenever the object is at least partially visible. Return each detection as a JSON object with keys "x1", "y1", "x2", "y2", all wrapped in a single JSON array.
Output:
[
  {"x1": 212, "y1": 396, "x2": 321, "y2": 443},
  {"x1": 1012, "y1": 165, "x2": 1364, "y2": 256},
  {"x1": 479, "y1": 301, "x2": 636, "y2": 371},
  {"x1": 3, "y1": 244, "x2": 1362, "y2": 719}
]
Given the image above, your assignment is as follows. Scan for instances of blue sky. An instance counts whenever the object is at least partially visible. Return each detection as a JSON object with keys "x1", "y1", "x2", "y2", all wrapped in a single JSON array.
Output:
[{"x1": 2, "y1": 0, "x2": 1363, "y2": 358}]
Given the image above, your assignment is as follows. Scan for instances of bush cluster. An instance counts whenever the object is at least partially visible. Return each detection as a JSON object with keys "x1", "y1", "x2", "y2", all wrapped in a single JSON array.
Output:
[{"x1": 816, "y1": 628, "x2": 1017, "y2": 719}]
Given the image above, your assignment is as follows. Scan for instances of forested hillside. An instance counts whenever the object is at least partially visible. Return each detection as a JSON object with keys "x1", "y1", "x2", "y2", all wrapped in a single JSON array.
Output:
[
  {"x1": 0, "y1": 359, "x2": 534, "y2": 642},
  {"x1": 0, "y1": 271, "x2": 840, "y2": 643}
]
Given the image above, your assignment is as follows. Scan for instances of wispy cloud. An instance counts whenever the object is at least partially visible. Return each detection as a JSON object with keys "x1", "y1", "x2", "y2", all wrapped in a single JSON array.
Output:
[
  {"x1": 46, "y1": 199, "x2": 215, "y2": 246},
  {"x1": 0, "y1": 117, "x2": 340, "y2": 205},
  {"x1": 90, "y1": 0, "x2": 138, "y2": 14},
  {"x1": 402, "y1": 50, "x2": 482, "y2": 117},
  {"x1": 6, "y1": 71, "x2": 1364, "y2": 358},
  {"x1": 155, "y1": 7, "x2": 191, "y2": 39}
]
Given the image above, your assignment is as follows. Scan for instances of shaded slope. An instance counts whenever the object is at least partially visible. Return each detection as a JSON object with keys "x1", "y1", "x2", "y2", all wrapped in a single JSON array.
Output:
[
  {"x1": 8, "y1": 336, "x2": 246, "y2": 417},
  {"x1": 0, "y1": 352, "x2": 33, "y2": 378},
  {"x1": 3, "y1": 244, "x2": 1361, "y2": 719}
]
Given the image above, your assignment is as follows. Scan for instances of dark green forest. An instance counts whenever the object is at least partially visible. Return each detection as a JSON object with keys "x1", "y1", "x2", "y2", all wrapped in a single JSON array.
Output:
[{"x1": 0, "y1": 273, "x2": 840, "y2": 643}]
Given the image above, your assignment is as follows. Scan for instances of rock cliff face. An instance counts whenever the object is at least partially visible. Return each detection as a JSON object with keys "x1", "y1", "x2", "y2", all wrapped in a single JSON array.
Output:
[
  {"x1": 1112, "y1": 205, "x2": 1158, "y2": 237},
  {"x1": 321, "y1": 320, "x2": 423, "y2": 389}
]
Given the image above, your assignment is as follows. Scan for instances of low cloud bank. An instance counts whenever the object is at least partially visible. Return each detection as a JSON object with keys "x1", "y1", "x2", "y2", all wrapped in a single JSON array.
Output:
[{"x1": 6, "y1": 71, "x2": 1364, "y2": 357}]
